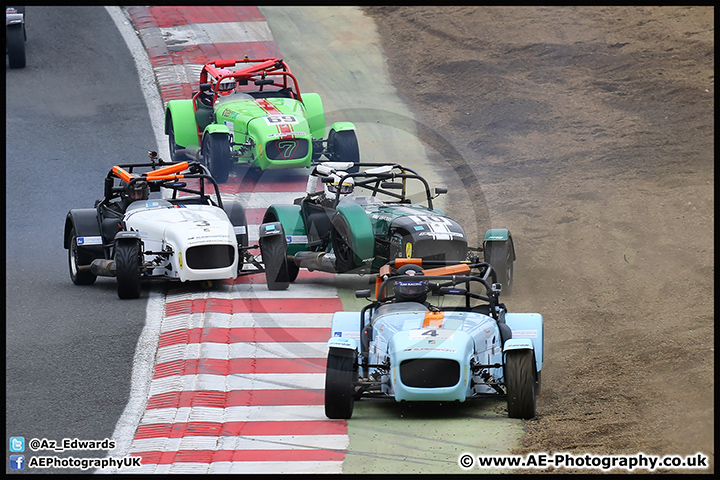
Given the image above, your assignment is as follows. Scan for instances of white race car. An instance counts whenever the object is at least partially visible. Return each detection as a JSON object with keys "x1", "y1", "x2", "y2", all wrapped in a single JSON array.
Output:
[{"x1": 63, "y1": 154, "x2": 249, "y2": 299}]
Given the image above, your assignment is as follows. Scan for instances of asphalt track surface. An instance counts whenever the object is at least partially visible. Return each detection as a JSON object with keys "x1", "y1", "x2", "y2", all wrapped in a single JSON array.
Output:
[
  {"x1": 5, "y1": 6, "x2": 157, "y2": 474},
  {"x1": 6, "y1": 6, "x2": 527, "y2": 475}
]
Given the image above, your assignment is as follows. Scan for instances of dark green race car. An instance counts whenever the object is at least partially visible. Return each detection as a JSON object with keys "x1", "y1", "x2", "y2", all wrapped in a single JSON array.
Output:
[
  {"x1": 258, "y1": 162, "x2": 516, "y2": 293},
  {"x1": 165, "y1": 57, "x2": 359, "y2": 183}
]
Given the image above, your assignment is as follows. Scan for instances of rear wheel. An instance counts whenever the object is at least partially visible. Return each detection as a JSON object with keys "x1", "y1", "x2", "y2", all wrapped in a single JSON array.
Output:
[
  {"x1": 324, "y1": 349, "x2": 358, "y2": 419},
  {"x1": 505, "y1": 350, "x2": 536, "y2": 419},
  {"x1": 328, "y1": 129, "x2": 359, "y2": 171},
  {"x1": 331, "y1": 214, "x2": 357, "y2": 272},
  {"x1": 203, "y1": 134, "x2": 232, "y2": 183},
  {"x1": 68, "y1": 227, "x2": 97, "y2": 285},
  {"x1": 259, "y1": 234, "x2": 290, "y2": 290},
  {"x1": 484, "y1": 239, "x2": 514, "y2": 295},
  {"x1": 7, "y1": 24, "x2": 26, "y2": 69},
  {"x1": 115, "y1": 240, "x2": 142, "y2": 299}
]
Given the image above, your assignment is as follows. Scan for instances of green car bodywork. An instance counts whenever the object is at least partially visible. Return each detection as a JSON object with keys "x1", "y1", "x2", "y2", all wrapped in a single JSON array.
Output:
[
  {"x1": 257, "y1": 162, "x2": 516, "y2": 293},
  {"x1": 165, "y1": 58, "x2": 359, "y2": 182}
]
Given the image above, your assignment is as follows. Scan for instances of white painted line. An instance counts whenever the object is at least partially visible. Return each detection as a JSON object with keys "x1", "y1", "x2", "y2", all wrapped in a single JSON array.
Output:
[
  {"x1": 159, "y1": 21, "x2": 273, "y2": 45},
  {"x1": 134, "y1": 461, "x2": 344, "y2": 475},
  {"x1": 138, "y1": 404, "x2": 326, "y2": 425},
  {"x1": 148, "y1": 373, "x2": 326, "y2": 396},
  {"x1": 156, "y1": 341, "x2": 328, "y2": 363},
  {"x1": 131, "y1": 434, "x2": 348, "y2": 453}
]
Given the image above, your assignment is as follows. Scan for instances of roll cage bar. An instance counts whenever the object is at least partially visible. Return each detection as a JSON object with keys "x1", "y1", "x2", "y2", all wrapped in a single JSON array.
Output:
[
  {"x1": 358, "y1": 258, "x2": 505, "y2": 331},
  {"x1": 197, "y1": 57, "x2": 302, "y2": 104},
  {"x1": 315, "y1": 162, "x2": 447, "y2": 210},
  {"x1": 101, "y1": 155, "x2": 224, "y2": 209}
]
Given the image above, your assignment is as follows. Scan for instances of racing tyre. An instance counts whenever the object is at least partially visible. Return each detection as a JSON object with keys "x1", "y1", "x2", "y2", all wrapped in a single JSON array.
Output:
[
  {"x1": 324, "y1": 349, "x2": 358, "y2": 419},
  {"x1": 259, "y1": 234, "x2": 290, "y2": 290},
  {"x1": 203, "y1": 134, "x2": 232, "y2": 183},
  {"x1": 7, "y1": 24, "x2": 26, "y2": 69},
  {"x1": 115, "y1": 240, "x2": 142, "y2": 299},
  {"x1": 68, "y1": 227, "x2": 97, "y2": 285},
  {"x1": 505, "y1": 350, "x2": 536, "y2": 419},
  {"x1": 168, "y1": 117, "x2": 186, "y2": 162},
  {"x1": 328, "y1": 129, "x2": 359, "y2": 171},
  {"x1": 484, "y1": 239, "x2": 514, "y2": 295},
  {"x1": 287, "y1": 262, "x2": 300, "y2": 283},
  {"x1": 331, "y1": 214, "x2": 358, "y2": 272}
]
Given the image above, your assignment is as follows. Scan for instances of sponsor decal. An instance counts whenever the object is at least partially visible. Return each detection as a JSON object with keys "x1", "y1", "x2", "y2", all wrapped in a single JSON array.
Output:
[
  {"x1": 234, "y1": 226, "x2": 247, "y2": 235},
  {"x1": 269, "y1": 131, "x2": 307, "y2": 138},
  {"x1": 286, "y1": 235, "x2": 308, "y2": 244},
  {"x1": 405, "y1": 242, "x2": 412, "y2": 258},
  {"x1": 77, "y1": 236, "x2": 102, "y2": 246},
  {"x1": 512, "y1": 329, "x2": 538, "y2": 338}
]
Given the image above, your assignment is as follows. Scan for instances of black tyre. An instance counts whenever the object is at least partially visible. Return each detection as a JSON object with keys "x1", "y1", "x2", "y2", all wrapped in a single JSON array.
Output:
[
  {"x1": 168, "y1": 118, "x2": 186, "y2": 162},
  {"x1": 287, "y1": 262, "x2": 300, "y2": 283},
  {"x1": 328, "y1": 129, "x2": 359, "y2": 170},
  {"x1": 68, "y1": 227, "x2": 97, "y2": 285},
  {"x1": 259, "y1": 234, "x2": 290, "y2": 290},
  {"x1": 505, "y1": 350, "x2": 537, "y2": 419},
  {"x1": 203, "y1": 133, "x2": 232, "y2": 183},
  {"x1": 331, "y1": 214, "x2": 358, "y2": 272},
  {"x1": 324, "y1": 350, "x2": 357, "y2": 419},
  {"x1": 7, "y1": 24, "x2": 26, "y2": 69},
  {"x1": 115, "y1": 240, "x2": 142, "y2": 299},
  {"x1": 484, "y1": 239, "x2": 514, "y2": 295}
]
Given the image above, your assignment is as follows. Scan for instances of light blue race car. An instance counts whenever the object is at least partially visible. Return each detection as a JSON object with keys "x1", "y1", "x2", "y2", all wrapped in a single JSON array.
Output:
[{"x1": 324, "y1": 259, "x2": 543, "y2": 419}]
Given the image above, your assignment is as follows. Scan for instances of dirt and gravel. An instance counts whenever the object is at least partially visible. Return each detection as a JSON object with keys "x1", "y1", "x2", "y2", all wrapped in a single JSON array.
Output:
[{"x1": 363, "y1": 6, "x2": 714, "y2": 473}]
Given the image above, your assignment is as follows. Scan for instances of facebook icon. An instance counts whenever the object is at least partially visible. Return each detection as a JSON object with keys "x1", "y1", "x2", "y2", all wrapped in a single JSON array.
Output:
[{"x1": 10, "y1": 455, "x2": 25, "y2": 470}]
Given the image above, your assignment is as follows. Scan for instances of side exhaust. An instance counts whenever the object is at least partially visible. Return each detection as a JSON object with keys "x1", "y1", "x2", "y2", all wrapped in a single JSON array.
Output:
[
  {"x1": 90, "y1": 259, "x2": 116, "y2": 277},
  {"x1": 292, "y1": 251, "x2": 337, "y2": 273}
]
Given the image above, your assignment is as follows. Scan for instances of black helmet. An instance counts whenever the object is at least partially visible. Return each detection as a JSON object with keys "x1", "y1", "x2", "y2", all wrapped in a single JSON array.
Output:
[
  {"x1": 127, "y1": 180, "x2": 149, "y2": 201},
  {"x1": 393, "y1": 264, "x2": 427, "y2": 303}
]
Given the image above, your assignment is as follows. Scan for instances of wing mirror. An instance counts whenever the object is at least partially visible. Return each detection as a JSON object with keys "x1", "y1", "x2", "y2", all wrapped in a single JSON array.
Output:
[
  {"x1": 199, "y1": 83, "x2": 212, "y2": 92},
  {"x1": 355, "y1": 289, "x2": 371, "y2": 298},
  {"x1": 381, "y1": 182, "x2": 403, "y2": 190},
  {"x1": 435, "y1": 187, "x2": 448, "y2": 195}
]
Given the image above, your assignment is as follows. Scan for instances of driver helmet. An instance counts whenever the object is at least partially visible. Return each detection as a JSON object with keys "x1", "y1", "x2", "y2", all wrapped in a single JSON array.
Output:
[
  {"x1": 326, "y1": 173, "x2": 354, "y2": 199},
  {"x1": 127, "y1": 180, "x2": 149, "y2": 201},
  {"x1": 393, "y1": 264, "x2": 427, "y2": 303},
  {"x1": 215, "y1": 68, "x2": 236, "y2": 95}
]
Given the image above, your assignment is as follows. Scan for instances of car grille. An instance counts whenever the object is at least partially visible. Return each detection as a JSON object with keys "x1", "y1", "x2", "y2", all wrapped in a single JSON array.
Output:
[
  {"x1": 186, "y1": 245, "x2": 235, "y2": 269},
  {"x1": 399, "y1": 358, "x2": 460, "y2": 388},
  {"x1": 413, "y1": 239, "x2": 467, "y2": 262},
  {"x1": 265, "y1": 138, "x2": 309, "y2": 160}
]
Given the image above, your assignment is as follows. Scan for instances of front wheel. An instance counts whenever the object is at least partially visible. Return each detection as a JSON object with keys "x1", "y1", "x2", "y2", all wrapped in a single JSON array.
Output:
[
  {"x1": 505, "y1": 350, "x2": 537, "y2": 419},
  {"x1": 331, "y1": 214, "x2": 358, "y2": 272},
  {"x1": 115, "y1": 240, "x2": 142, "y2": 299},
  {"x1": 484, "y1": 239, "x2": 514, "y2": 295},
  {"x1": 327, "y1": 129, "x2": 359, "y2": 170},
  {"x1": 68, "y1": 227, "x2": 97, "y2": 285},
  {"x1": 259, "y1": 234, "x2": 290, "y2": 290},
  {"x1": 324, "y1": 349, "x2": 358, "y2": 419},
  {"x1": 203, "y1": 134, "x2": 232, "y2": 183},
  {"x1": 7, "y1": 24, "x2": 26, "y2": 69}
]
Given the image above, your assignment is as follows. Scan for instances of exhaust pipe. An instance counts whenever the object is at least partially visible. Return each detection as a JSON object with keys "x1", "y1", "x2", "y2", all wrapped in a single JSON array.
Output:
[
  {"x1": 292, "y1": 251, "x2": 337, "y2": 273},
  {"x1": 90, "y1": 259, "x2": 116, "y2": 277}
]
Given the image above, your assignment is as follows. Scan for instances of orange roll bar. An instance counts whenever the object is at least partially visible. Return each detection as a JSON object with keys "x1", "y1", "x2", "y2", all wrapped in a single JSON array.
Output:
[
  {"x1": 112, "y1": 166, "x2": 135, "y2": 183},
  {"x1": 145, "y1": 161, "x2": 189, "y2": 180}
]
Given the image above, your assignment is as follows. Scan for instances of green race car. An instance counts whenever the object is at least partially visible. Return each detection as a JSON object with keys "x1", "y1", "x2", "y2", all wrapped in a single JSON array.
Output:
[
  {"x1": 258, "y1": 162, "x2": 516, "y2": 292},
  {"x1": 165, "y1": 57, "x2": 359, "y2": 182}
]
